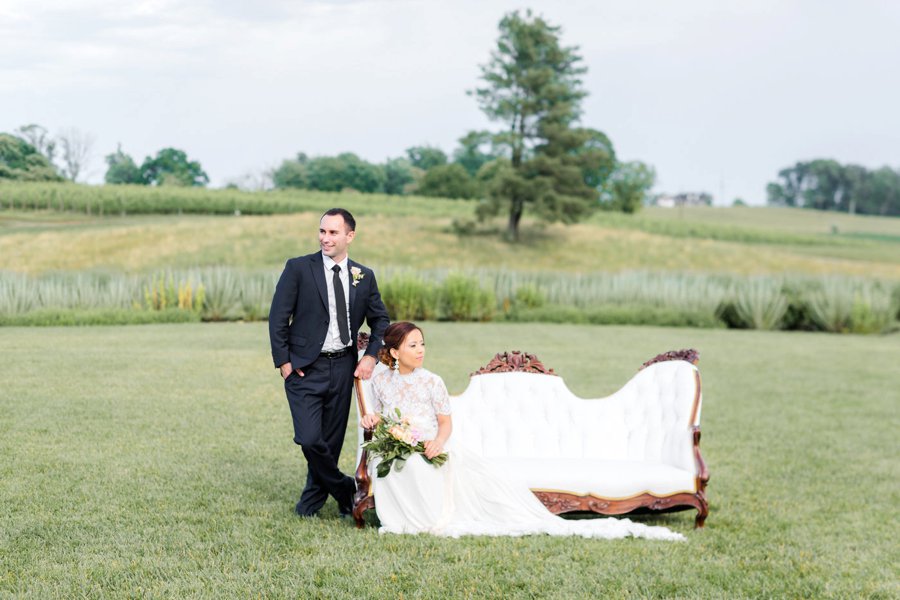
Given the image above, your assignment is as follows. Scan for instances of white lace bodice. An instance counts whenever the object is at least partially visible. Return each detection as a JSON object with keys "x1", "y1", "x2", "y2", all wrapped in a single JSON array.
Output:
[{"x1": 371, "y1": 367, "x2": 451, "y2": 440}]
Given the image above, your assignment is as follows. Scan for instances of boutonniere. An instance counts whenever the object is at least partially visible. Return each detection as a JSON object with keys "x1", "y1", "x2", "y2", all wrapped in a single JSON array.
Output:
[{"x1": 350, "y1": 266, "x2": 365, "y2": 287}]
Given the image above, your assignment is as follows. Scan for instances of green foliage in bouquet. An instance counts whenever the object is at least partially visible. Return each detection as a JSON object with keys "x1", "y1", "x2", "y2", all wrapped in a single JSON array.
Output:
[{"x1": 362, "y1": 408, "x2": 448, "y2": 478}]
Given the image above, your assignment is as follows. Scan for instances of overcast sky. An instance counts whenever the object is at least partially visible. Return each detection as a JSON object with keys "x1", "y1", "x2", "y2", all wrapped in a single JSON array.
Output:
[{"x1": 2, "y1": 0, "x2": 899, "y2": 204}]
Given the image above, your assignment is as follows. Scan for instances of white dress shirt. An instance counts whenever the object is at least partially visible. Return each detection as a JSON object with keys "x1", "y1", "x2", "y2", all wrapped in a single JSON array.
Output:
[{"x1": 321, "y1": 253, "x2": 352, "y2": 352}]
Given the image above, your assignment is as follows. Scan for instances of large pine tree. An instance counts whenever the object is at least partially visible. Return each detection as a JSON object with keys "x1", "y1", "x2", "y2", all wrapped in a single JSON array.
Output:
[{"x1": 472, "y1": 10, "x2": 615, "y2": 241}]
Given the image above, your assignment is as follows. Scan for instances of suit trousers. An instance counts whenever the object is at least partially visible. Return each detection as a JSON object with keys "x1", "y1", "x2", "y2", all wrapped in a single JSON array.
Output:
[{"x1": 283, "y1": 351, "x2": 355, "y2": 515}]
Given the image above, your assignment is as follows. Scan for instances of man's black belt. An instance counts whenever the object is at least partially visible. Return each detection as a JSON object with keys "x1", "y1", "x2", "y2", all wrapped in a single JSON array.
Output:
[{"x1": 319, "y1": 347, "x2": 352, "y2": 359}]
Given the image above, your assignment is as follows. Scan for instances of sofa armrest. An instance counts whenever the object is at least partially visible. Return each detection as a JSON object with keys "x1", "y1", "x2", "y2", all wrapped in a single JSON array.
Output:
[
  {"x1": 663, "y1": 367, "x2": 704, "y2": 474},
  {"x1": 352, "y1": 426, "x2": 375, "y2": 528},
  {"x1": 691, "y1": 425, "x2": 710, "y2": 527},
  {"x1": 630, "y1": 365, "x2": 702, "y2": 474},
  {"x1": 352, "y1": 375, "x2": 377, "y2": 527},
  {"x1": 354, "y1": 375, "x2": 373, "y2": 485},
  {"x1": 355, "y1": 427, "x2": 373, "y2": 493},
  {"x1": 692, "y1": 426, "x2": 709, "y2": 488}
]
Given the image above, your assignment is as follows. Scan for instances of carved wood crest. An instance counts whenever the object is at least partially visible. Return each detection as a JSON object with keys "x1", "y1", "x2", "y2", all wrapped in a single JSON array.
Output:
[
  {"x1": 471, "y1": 351, "x2": 557, "y2": 377},
  {"x1": 357, "y1": 331, "x2": 370, "y2": 351},
  {"x1": 640, "y1": 348, "x2": 699, "y2": 370},
  {"x1": 532, "y1": 492, "x2": 581, "y2": 513}
]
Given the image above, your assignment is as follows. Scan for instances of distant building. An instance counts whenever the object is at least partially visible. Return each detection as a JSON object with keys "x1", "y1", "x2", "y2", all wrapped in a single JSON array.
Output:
[{"x1": 653, "y1": 192, "x2": 713, "y2": 208}]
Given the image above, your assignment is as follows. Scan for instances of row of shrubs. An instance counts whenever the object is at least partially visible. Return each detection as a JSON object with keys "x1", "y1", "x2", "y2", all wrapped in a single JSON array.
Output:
[
  {"x1": 0, "y1": 182, "x2": 468, "y2": 219},
  {"x1": 0, "y1": 269, "x2": 271, "y2": 324},
  {"x1": 0, "y1": 181, "x2": 331, "y2": 216},
  {"x1": 590, "y1": 211, "x2": 855, "y2": 247},
  {"x1": 381, "y1": 270, "x2": 899, "y2": 334},
  {"x1": 1, "y1": 268, "x2": 897, "y2": 333}
]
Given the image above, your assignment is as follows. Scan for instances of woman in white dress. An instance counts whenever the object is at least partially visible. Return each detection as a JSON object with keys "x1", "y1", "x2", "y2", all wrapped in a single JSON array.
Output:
[{"x1": 360, "y1": 322, "x2": 684, "y2": 541}]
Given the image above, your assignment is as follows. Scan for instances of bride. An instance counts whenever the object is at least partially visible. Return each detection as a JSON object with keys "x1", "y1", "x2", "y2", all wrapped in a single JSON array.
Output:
[{"x1": 360, "y1": 322, "x2": 684, "y2": 541}]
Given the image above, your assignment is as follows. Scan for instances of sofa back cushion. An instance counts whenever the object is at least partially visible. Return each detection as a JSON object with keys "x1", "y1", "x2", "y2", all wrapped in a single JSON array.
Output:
[
  {"x1": 356, "y1": 359, "x2": 700, "y2": 473},
  {"x1": 451, "y1": 372, "x2": 586, "y2": 459},
  {"x1": 451, "y1": 362, "x2": 700, "y2": 471}
]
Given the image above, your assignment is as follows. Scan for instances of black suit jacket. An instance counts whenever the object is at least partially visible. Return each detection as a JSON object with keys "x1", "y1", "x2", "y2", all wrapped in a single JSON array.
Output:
[{"x1": 268, "y1": 252, "x2": 389, "y2": 370}]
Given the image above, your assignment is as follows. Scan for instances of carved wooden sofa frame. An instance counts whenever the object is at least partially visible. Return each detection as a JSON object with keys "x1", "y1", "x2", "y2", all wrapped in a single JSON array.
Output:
[{"x1": 352, "y1": 343, "x2": 709, "y2": 529}]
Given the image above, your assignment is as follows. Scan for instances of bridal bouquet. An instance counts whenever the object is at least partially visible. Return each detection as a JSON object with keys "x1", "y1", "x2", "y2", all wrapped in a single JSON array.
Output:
[{"x1": 362, "y1": 408, "x2": 449, "y2": 478}]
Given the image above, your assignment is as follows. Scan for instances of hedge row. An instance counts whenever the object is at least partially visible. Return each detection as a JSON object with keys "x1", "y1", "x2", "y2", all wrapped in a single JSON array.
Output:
[
  {"x1": 0, "y1": 182, "x2": 468, "y2": 218},
  {"x1": 3, "y1": 269, "x2": 897, "y2": 333}
]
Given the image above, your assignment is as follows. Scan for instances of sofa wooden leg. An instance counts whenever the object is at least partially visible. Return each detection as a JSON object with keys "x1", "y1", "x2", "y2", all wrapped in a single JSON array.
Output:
[
  {"x1": 352, "y1": 494, "x2": 374, "y2": 529},
  {"x1": 694, "y1": 504, "x2": 708, "y2": 528}
]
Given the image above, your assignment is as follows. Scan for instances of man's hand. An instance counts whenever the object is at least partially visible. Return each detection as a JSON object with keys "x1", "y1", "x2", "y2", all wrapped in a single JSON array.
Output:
[
  {"x1": 354, "y1": 355, "x2": 377, "y2": 380},
  {"x1": 280, "y1": 362, "x2": 303, "y2": 379},
  {"x1": 360, "y1": 414, "x2": 381, "y2": 429}
]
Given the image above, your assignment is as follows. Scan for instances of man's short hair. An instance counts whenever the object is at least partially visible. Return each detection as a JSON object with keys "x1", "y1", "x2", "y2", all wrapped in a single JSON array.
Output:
[{"x1": 321, "y1": 208, "x2": 356, "y2": 232}]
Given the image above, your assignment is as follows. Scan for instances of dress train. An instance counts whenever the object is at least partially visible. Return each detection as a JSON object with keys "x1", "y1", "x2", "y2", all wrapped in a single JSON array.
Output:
[{"x1": 372, "y1": 443, "x2": 684, "y2": 541}]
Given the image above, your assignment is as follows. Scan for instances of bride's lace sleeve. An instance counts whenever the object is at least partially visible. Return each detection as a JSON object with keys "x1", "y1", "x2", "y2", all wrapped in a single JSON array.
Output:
[
  {"x1": 431, "y1": 375, "x2": 451, "y2": 415},
  {"x1": 371, "y1": 371, "x2": 385, "y2": 415}
]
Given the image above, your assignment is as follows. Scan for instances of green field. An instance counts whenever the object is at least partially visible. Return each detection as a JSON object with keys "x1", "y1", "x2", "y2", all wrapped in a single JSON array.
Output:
[
  {"x1": 1, "y1": 201, "x2": 899, "y2": 277},
  {"x1": 2, "y1": 191, "x2": 899, "y2": 595},
  {"x1": 1, "y1": 322, "x2": 898, "y2": 598}
]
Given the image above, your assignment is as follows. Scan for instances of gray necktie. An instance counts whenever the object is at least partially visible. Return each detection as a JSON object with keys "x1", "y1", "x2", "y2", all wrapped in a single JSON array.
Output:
[{"x1": 332, "y1": 265, "x2": 350, "y2": 345}]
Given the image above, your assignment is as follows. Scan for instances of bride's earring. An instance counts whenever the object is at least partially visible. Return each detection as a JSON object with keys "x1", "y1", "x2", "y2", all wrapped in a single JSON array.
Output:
[{"x1": 392, "y1": 358, "x2": 399, "y2": 370}]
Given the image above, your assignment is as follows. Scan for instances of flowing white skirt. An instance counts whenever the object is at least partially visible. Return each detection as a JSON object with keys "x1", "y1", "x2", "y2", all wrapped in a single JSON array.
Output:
[{"x1": 370, "y1": 443, "x2": 685, "y2": 541}]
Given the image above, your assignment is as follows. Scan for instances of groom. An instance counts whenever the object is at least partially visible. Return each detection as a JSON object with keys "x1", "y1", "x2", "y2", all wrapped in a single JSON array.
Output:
[{"x1": 269, "y1": 208, "x2": 389, "y2": 518}]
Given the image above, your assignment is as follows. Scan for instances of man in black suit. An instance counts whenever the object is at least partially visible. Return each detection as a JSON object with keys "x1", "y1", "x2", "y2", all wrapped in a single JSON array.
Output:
[{"x1": 269, "y1": 208, "x2": 389, "y2": 518}]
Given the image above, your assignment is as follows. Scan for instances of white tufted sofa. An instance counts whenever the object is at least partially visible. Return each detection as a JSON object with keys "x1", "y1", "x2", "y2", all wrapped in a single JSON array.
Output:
[{"x1": 352, "y1": 349, "x2": 709, "y2": 528}]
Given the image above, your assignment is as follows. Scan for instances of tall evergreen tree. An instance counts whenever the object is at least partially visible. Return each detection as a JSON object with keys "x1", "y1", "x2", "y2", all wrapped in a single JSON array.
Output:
[{"x1": 471, "y1": 10, "x2": 615, "y2": 241}]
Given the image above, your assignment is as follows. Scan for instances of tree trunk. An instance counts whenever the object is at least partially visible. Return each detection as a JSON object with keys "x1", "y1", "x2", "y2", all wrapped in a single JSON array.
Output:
[
  {"x1": 507, "y1": 198, "x2": 523, "y2": 242},
  {"x1": 505, "y1": 111, "x2": 527, "y2": 242}
]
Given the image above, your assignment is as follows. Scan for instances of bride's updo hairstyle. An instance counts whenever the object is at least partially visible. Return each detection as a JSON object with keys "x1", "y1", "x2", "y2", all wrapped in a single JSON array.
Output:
[{"x1": 378, "y1": 321, "x2": 422, "y2": 367}]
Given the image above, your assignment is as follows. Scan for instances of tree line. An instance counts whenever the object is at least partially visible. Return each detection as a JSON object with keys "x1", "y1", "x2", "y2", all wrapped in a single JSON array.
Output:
[
  {"x1": 0, "y1": 11, "x2": 659, "y2": 240},
  {"x1": 0, "y1": 125, "x2": 92, "y2": 183},
  {"x1": 767, "y1": 159, "x2": 900, "y2": 216},
  {"x1": 0, "y1": 124, "x2": 209, "y2": 187},
  {"x1": 270, "y1": 139, "x2": 494, "y2": 199},
  {"x1": 5, "y1": 11, "x2": 899, "y2": 241}
]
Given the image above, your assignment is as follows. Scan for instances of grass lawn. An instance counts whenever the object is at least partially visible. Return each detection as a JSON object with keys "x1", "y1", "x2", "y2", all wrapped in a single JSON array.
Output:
[{"x1": 1, "y1": 322, "x2": 898, "y2": 598}]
